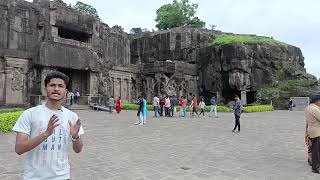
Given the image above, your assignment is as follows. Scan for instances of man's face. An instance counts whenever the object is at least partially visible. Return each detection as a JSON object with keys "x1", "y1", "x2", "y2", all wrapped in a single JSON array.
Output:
[{"x1": 45, "y1": 78, "x2": 67, "y2": 102}]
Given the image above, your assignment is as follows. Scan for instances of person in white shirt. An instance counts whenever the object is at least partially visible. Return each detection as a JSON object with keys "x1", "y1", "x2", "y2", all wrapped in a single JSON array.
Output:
[
  {"x1": 199, "y1": 98, "x2": 206, "y2": 117},
  {"x1": 74, "y1": 91, "x2": 80, "y2": 103},
  {"x1": 12, "y1": 71, "x2": 84, "y2": 180},
  {"x1": 153, "y1": 95, "x2": 160, "y2": 117},
  {"x1": 69, "y1": 92, "x2": 74, "y2": 106}
]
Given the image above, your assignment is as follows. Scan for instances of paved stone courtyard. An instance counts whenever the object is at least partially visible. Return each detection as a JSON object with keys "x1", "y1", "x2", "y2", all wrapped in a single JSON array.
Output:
[{"x1": 1, "y1": 110, "x2": 319, "y2": 180}]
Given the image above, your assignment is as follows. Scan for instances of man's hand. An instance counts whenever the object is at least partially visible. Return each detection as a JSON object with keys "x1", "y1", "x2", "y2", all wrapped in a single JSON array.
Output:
[
  {"x1": 44, "y1": 115, "x2": 59, "y2": 137},
  {"x1": 69, "y1": 119, "x2": 81, "y2": 138}
]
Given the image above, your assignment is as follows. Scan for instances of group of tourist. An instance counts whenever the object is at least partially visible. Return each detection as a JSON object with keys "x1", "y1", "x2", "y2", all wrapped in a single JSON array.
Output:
[
  {"x1": 151, "y1": 94, "x2": 219, "y2": 118},
  {"x1": 65, "y1": 90, "x2": 80, "y2": 106},
  {"x1": 134, "y1": 94, "x2": 243, "y2": 131},
  {"x1": 106, "y1": 96, "x2": 122, "y2": 113}
]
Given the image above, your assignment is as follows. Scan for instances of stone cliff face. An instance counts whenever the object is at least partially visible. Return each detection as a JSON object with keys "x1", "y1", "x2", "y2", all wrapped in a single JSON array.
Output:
[
  {"x1": 131, "y1": 27, "x2": 318, "y2": 107},
  {"x1": 196, "y1": 43, "x2": 317, "y2": 104}
]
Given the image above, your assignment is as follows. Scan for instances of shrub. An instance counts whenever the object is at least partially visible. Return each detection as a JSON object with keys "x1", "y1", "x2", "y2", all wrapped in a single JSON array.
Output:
[
  {"x1": 122, "y1": 104, "x2": 139, "y2": 110},
  {"x1": 0, "y1": 108, "x2": 24, "y2": 114},
  {"x1": 210, "y1": 33, "x2": 288, "y2": 48},
  {"x1": 0, "y1": 111, "x2": 23, "y2": 133},
  {"x1": 122, "y1": 104, "x2": 154, "y2": 111},
  {"x1": 243, "y1": 105, "x2": 273, "y2": 113}
]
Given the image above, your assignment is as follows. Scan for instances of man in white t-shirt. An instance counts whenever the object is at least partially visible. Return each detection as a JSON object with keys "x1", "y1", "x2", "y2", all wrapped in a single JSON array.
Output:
[
  {"x1": 12, "y1": 71, "x2": 84, "y2": 180},
  {"x1": 153, "y1": 95, "x2": 160, "y2": 117}
]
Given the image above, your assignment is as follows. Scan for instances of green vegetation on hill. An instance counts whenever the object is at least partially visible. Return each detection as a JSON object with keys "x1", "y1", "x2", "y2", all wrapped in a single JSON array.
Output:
[
  {"x1": 258, "y1": 61, "x2": 318, "y2": 109},
  {"x1": 210, "y1": 33, "x2": 288, "y2": 48},
  {"x1": 0, "y1": 111, "x2": 23, "y2": 133}
]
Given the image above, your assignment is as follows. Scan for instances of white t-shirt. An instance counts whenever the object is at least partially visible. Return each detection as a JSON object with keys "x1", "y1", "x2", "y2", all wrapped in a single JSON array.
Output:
[
  {"x1": 199, "y1": 101, "x2": 205, "y2": 109},
  {"x1": 153, "y1": 97, "x2": 159, "y2": 106},
  {"x1": 12, "y1": 105, "x2": 84, "y2": 180}
]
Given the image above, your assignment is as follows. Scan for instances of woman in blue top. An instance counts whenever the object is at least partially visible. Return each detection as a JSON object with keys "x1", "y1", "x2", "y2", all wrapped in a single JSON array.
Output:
[{"x1": 142, "y1": 98, "x2": 148, "y2": 124}]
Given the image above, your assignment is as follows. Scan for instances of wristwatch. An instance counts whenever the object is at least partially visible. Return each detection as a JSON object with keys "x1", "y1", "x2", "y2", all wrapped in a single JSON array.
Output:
[{"x1": 71, "y1": 135, "x2": 80, "y2": 142}]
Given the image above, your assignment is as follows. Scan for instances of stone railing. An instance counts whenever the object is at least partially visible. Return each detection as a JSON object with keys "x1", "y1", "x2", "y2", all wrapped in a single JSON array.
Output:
[
  {"x1": 53, "y1": 37, "x2": 92, "y2": 48},
  {"x1": 143, "y1": 61, "x2": 176, "y2": 74},
  {"x1": 29, "y1": 95, "x2": 46, "y2": 106}
]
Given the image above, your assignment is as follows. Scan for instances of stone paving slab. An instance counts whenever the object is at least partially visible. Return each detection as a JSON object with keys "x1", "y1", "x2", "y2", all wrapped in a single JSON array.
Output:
[{"x1": 0, "y1": 110, "x2": 319, "y2": 180}]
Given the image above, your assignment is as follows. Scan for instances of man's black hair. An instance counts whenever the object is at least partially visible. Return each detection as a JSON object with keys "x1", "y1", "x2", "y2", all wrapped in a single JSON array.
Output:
[
  {"x1": 310, "y1": 95, "x2": 320, "y2": 104},
  {"x1": 44, "y1": 71, "x2": 69, "y2": 87}
]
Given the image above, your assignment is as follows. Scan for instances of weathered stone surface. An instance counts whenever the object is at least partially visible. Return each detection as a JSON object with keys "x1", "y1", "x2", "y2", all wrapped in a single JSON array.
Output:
[
  {"x1": 0, "y1": 0, "x2": 134, "y2": 106},
  {"x1": 130, "y1": 27, "x2": 214, "y2": 64},
  {"x1": 195, "y1": 43, "x2": 318, "y2": 105}
]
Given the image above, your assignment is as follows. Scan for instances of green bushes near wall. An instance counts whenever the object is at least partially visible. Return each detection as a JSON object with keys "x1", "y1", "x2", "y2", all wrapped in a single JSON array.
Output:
[
  {"x1": 0, "y1": 111, "x2": 23, "y2": 133},
  {"x1": 0, "y1": 108, "x2": 24, "y2": 114},
  {"x1": 243, "y1": 105, "x2": 273, "y2": 113}
]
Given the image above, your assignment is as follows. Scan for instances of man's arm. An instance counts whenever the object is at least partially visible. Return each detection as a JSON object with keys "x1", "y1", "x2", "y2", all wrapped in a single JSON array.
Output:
[
  {"x1": 69, "y1": 119, "x2": 84, "y2": 153},
  {"x1": 15, "y1": 132, "x2": 49, "y2": 155},
  {"x1": 312, "y1": 107, "x2": 320, "y2": 121},
  {"x1": 15, "y1": 115, "x2": 59, "y2": 155},
  {"x1": 71, "y1": 137, "x2": 83, "y2": 153}
]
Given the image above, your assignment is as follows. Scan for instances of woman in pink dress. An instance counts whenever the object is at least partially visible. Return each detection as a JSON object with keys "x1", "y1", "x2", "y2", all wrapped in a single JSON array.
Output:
[{"x1": 115, "y1": 97, "x2": 122, "y2": 113}]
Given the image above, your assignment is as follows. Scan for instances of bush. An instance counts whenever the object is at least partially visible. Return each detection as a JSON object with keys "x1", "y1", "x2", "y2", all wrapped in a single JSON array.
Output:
[
  {"x1": 122, "y1": 104, "x2": 139, "y2": 110},
  {"x1": 0, "y1": 108, "x2": 24, "y2": 114},
  {"x1": 211, "y1": 33, "x2": 288, "y2": 48},
  {"x1": 0, "y1": 111, "x2": 23, "y2": 133},
  {"x1": 243, "y1": 105, "x2": 273, "y2": 113},
  {"x1": 122, "y1": 104, "x2": 154, "y2": 111}
]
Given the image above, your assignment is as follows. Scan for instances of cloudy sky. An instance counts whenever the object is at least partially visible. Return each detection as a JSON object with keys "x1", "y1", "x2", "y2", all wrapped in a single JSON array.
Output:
[{"x1": 27, "y1": 0, "x2": 320, "y2": 78}]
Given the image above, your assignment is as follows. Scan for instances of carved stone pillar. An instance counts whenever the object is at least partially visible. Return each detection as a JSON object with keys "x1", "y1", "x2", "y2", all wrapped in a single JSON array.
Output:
[
  {"x1": 241, "y1": 90, "x2": 247, "y2": 105},
  {"x1": 88, "y1": 72, "x2": 99, "y2": 96},
  {"x1": 40, "y1": 67, "x2": 54, "y2": 95},
  {"x1": 0, "y1": 59, "x2": 5, "y2": 105},
  {"x1": 4, "y1": 57, "x2": 29, "y2": 105},
  {"x1": 128, "y1": 80, "x2": 132, "y2": 102}
]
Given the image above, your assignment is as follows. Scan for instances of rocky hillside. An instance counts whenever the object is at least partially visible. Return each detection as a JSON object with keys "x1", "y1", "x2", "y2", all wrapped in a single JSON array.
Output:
[
  {"x1": 196, "y1": 33, "x2": 318, "y2": 108},
  {"x1": 130, "y1": 27, "x2": 319, "y2": 109}
]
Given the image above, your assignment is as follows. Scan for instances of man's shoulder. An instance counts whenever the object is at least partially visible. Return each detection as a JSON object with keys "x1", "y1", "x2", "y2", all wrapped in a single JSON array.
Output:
[
  {"x1": 61, "y1": 107, "x2": 77, "y2": 116},
  {"x1": 24, "y1": 105, "x2": 44, "y2": 113}
]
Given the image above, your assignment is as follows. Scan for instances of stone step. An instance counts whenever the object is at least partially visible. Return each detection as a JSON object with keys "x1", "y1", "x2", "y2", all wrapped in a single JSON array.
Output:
[{"x1": 68, "y1": 104, "x2": 90, "y2": 110}]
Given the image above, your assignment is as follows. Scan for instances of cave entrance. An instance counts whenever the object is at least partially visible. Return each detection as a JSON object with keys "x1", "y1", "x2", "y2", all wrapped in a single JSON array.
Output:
[
  {"x1": 56, "y1": 68, "x2": 88, "y2": 96},
  {"x1": 58, "y1": 27, "x2": 91, "y2": 42},
  {"x1": 247, "y1": 91, "x2": 256, "y2": 104},
  {"x1": 222, "y1": 88, "x2": 241, "y2": 104}
]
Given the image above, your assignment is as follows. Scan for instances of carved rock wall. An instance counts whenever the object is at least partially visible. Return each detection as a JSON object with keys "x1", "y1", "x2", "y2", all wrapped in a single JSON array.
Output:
[{"x1": 130, "y1": 27, "x2": 214, "y2": 64}]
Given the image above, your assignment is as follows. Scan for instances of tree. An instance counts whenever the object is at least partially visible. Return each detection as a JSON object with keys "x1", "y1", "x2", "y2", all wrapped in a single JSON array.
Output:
[
  {"x1": 155, "y1": 0, "x2": 205, "y2": 30},
  {"x1": 130, "y1": 27, "x2": 150, "y2": 34},
  {"x1": 130, "y1": 27, "x2": 142, "y2": 34},
  {"x1": 73, "y1": 1, "x2": 101, "y2": 21},
  {"x1": 112, "y1": 25, "x2": 124, "y2": 32}
]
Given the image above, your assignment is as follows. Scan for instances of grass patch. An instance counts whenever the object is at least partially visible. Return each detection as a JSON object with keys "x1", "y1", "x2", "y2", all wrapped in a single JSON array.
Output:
[
  {"x1": 210, "y1": 33, "x2": 288, "y2": 48},
  {"x1": 0, "y1": 111, "x2": 23, "y2": 133},
  {"x1": 243, "y1": 105, "x2": 273, "y2": 113},
  {"x1": 0, "y1": 108, "x2": 24, "y2": 114}
]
